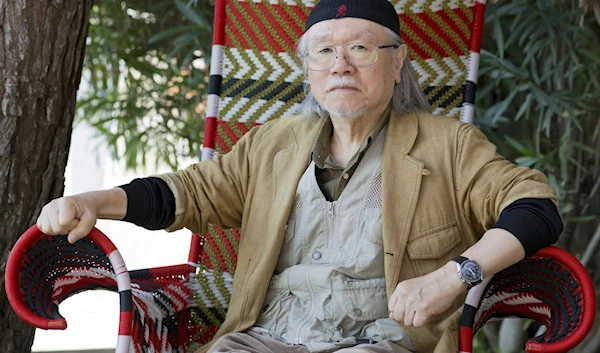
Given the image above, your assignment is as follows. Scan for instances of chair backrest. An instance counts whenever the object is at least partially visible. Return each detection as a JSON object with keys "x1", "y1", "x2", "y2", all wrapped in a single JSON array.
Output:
[{"x1": 187, "y1": 0, "x2": 487, "y2": 346}]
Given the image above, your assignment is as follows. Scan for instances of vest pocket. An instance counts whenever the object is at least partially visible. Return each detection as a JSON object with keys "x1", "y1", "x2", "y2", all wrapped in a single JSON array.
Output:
[
  {"x1": 255, "y1": 288, "x2": 292, "y2": 333},
  {"x1": 259, "y1": 289, "x2": 290, "y2": 317},
  {"x1": 406, "y1": 222, "x2": 461, "y2": 260},
  {"x1": 342, "y1": 278, "x2": 389, "y2": 321},
  {"x1": 362, "y1": 210, "x2": 383, "y2": 245}
]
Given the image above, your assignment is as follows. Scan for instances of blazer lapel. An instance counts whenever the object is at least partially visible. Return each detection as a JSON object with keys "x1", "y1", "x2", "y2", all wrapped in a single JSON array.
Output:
[
  {"x1": 272, "y1": 118, "x2": 324, "y2": 226},
  {"x1": 381, "y1": 111, "x2": 425, "y2": 296}
]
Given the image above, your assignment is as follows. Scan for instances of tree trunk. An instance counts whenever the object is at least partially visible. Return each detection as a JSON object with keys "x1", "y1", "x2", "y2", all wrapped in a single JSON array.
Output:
[{"x1": 0, "y1": 1, "x2": 92, "y2": 352}]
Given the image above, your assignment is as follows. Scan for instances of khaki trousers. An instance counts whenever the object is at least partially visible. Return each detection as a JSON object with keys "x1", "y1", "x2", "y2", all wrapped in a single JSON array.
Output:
[{"x1": 207, "y1": 331, "x2": 414, "y2": 353}]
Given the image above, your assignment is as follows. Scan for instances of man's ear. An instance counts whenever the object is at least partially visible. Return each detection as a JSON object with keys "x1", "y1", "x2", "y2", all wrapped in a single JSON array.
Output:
[{"x1": 395, "y1": 44, "x2": 408, "y2": 84}]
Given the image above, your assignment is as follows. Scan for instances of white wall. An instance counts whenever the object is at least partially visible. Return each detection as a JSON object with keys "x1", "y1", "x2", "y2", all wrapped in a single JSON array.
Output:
[{"x1": 31, "y1": 122, "x2": 193, "y2": 352}]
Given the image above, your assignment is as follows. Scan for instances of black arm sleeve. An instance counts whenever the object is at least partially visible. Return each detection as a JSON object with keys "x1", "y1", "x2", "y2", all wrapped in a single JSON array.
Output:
[
  {"x1": 119, "y1": 177, "x2": 176, "y2": 230},
  {"x1": 490, "y1": 198, "x2": 563, "y2": 256}
]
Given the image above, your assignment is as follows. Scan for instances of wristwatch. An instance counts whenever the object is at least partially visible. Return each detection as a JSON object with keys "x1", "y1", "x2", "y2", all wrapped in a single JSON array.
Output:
[{"x1": 452, "y1": 256, "x2": 483, "y2": 289}]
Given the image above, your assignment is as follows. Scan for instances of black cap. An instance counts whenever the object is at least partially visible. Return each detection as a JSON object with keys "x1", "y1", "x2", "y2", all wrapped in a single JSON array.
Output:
[{"x1": 305, "y1": 0, "x2": 400, "y2": 35}]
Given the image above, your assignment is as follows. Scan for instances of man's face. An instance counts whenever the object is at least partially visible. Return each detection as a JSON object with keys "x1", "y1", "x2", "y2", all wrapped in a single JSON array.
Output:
[{"x1": 306, "y1": 18, "x2": 403, "y2": 120}]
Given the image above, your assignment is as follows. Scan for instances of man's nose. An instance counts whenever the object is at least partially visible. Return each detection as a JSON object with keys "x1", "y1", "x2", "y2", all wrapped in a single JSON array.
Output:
[{"x1": 329, "y1": 51, "x2": 355, "y2": 73}]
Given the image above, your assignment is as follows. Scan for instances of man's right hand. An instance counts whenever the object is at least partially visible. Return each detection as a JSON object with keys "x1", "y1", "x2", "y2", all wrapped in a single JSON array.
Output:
[{"x1": 36, "y1": 188, "x2": 128, "y2": 243}]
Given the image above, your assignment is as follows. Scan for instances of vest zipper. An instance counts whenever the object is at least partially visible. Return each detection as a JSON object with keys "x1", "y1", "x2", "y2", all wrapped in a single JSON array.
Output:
[
  {"x1": 327, "y1": 202, "x2": 335, "y2": 248},
  {"x1": 294, "y1": 265, "x2": 317, "y2": 344}
]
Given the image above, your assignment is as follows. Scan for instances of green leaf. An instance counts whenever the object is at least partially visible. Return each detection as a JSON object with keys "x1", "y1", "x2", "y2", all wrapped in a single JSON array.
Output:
[
  {"x1": 572, "y1": 141, "x2": 600, "y2": 156},
  {"x1": 493, "y1": 16, "x2": 505, "y2": 58},
  {"x1": 489, "y1": 88, "x2": 517, "y2": 124},
  {"x1": 515, "y1": 156, "x2": 538, "y2": 168},
  {"x1": 547, "y1": 174, "x2": 562, "y2": 200},
  {"x1": 149, "y1": 25, "x2": 200, "y2": 44},
  {"x1": 175, "y1": 0, "x2": 210, "y2": 28},
  {"x1": 561, "y1": 202, "x2": 574, "y2": 215},
  {"x1": 567, "y1": 156, "x2": 587, "y2": 174},
  {"x1": 564, "y1": 215, "x2": 597, "y2": 223},
  {"x1": 514, "y1": 93, "x2": 533, "y2": 121},
  {"x1": 505, "y1": 135, "x2": 525, "y2": 153},
  {"x1": 529, "y1": 83, "x2": 561, "y2": 115},
  {"x1": 175, "y1": 31, "x2": 201, "y2": 46}
]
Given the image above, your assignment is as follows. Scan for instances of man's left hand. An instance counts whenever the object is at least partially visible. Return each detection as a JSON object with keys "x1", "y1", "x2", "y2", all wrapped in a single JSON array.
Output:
[{"x1": 387, "y1": 262, "x2": 466, "y2": 327}]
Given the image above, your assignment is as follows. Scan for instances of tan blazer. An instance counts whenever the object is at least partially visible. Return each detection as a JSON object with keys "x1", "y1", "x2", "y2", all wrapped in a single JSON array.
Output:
[{"x1": 159, "y1": 110, "x2": 558, "y2": 353}]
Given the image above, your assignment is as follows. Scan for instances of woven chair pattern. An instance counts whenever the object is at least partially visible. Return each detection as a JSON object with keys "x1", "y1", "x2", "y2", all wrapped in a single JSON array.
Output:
[
  {"x1": 459, "y1": 247, "x2": 595, "y2": 353},
  {"x1": 477, "y1": 258, "x2": 584, "y2": 339},
  {"x1": 18, "y1": 235, "x2": 117, "y2": 322},
  {"x1": 209, "y1": 0, "x2": 483, "y2": 157},
  {"x1": 6, "y1": 227, "x2": 135, "y2": 352},
  {"x1": 6, "y1": 225, "x2": 230, "y2": 352}
]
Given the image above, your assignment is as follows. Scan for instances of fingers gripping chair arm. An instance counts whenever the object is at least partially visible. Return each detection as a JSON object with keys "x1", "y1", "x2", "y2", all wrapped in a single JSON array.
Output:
[
  {"x1": 5, "y1": 225, "x2": 133, "y2": 353},
  {"x1": 459, "y1": 246, "x2": 595, "y2": 353}
]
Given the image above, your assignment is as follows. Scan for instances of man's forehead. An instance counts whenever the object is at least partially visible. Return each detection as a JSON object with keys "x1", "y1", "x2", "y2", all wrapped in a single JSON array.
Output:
[{"x1": 309, "y1": 29, "x2": 377, "y2": 44}]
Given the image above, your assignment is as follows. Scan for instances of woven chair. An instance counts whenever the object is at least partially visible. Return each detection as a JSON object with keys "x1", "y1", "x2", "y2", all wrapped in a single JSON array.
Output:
[
  {"x1": 459, "y1": 246, "x2": 596, "y2": 353},
  {"x1": 5, "y1": 0, "x2": 595, "y2": 352}
]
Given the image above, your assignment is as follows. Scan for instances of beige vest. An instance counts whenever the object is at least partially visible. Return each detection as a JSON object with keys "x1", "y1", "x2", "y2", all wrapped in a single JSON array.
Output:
[{"x1": 250, "y1": 127, "x2": 417, "y2": 352}]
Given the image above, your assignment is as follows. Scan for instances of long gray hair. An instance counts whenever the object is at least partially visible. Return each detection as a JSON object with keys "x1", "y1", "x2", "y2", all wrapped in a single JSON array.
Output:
[{"x1": 296, "y1": 27, "x2": 431, "y2": 119}]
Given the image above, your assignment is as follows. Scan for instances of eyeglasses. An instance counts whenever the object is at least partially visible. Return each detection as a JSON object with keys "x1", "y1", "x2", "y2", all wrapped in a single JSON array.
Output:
[{"x1": 305, "y1": 42, "x2": 399, "y2": 71}]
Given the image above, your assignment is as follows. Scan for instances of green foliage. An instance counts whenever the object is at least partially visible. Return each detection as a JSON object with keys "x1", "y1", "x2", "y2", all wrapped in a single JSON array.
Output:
[
  {"x1": 475, "y1": 2, "x2": 600, "y2": 350},
  {"x1": 475, "y1": 0, "x2": 600, "y2": 249},
  {"x1": 473, "y1": 330, "x2": 493, "y2": 353},
  {"x1": 77, "y1": 0, "x2": 214, "y2": 170}
]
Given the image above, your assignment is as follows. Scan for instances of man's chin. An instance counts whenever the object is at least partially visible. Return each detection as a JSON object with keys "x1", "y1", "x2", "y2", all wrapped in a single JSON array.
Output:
[{"x1": 324, "y1": 104, "x2": 368, "y2": 120}]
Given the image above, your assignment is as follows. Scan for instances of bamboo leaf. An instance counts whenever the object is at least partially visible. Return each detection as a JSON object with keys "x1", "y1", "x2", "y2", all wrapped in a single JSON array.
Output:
[
  {"x1": 175, "y1": 0, "x2": 210, "y2": 28},
  {"x1": 572, "y1": 141, "x2": 600, "y2": 156},
  {"x1": 505, "y1": 135, "x2": 525, "y2": 153},
  {"x1": 564, "y1": 215, "x2": 597, "y2": 223},
  {"x1": 493, "y1": 16, "x2": 505, "y2": 58},
  {"x1": 515, "y1": 156, "x2": 538, "y2": 168},
  {"x1": 149, "y1": 25, "x2": 199, "y2": 44},
  {"x1": 514, "y1": 93, "x2": 533, "y2": 121}
]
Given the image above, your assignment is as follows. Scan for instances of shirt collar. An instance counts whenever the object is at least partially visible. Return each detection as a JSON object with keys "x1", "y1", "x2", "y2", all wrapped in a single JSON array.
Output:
[{"x1": 311, "y1": 105, "x2": 392, "y2": 169}]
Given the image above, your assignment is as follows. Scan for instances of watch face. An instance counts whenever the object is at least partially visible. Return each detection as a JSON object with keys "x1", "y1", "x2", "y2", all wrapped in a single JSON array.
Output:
[{"x1": 461, "y1": 261, "x2": 483, "y2": 284}]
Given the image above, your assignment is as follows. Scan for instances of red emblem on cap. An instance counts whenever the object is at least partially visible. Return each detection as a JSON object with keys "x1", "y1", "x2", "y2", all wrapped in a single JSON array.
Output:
[{"x1": 336, "y1": 5, "x2": 347, "y2": 18}]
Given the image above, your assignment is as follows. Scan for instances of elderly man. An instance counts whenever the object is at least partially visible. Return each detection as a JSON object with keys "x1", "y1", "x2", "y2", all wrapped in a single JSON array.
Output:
[{"x1": 37, "y1": 1, "x2": 562, "y2": 352}]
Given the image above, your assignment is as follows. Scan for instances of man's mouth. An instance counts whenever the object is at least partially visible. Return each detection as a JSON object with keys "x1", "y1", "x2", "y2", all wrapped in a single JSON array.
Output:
[{"x1": 328, "y1": 85, "x2": 358, "y2": 92}]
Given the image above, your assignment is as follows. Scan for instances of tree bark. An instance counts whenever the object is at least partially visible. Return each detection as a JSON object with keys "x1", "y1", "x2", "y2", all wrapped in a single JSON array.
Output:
[{"x1": 0, "y1": 1, "x2": 92, "y2": 352}]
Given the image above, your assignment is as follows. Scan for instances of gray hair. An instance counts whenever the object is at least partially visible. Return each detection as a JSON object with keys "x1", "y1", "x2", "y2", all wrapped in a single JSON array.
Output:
[{"x1": 296, "y1": 27, "x2": 431, "y2": 119}]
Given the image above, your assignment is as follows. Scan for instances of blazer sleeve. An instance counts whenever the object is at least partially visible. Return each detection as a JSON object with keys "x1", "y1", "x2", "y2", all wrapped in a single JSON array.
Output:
[
  {"x1": 454, "y1": 124, "x2": 559, "y2": 233},
  {"x1": 154, "y1": 126, "x2": 260, "y2": 234}
]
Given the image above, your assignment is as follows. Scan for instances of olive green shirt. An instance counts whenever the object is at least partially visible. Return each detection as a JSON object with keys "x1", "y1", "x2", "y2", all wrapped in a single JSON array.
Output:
[{"x1": 312, "y1": 106, "x2": 392, "y2": 201}]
